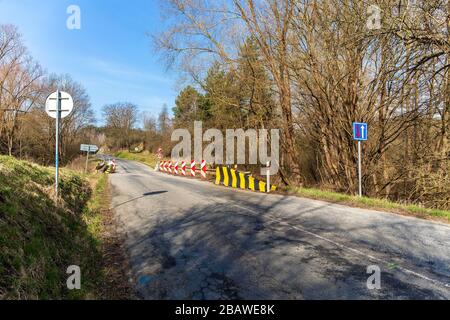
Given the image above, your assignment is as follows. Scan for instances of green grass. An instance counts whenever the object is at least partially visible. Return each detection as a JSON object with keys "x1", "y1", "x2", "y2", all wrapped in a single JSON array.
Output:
[
  {"x1": 287, "y1": 186, "x2": 450, "y2": 221},
  {"x1": 114, "y1": 150, "x2": 158, "y2": 168},
  {"x1": 0, "y1": 155, "x2": 111, "y2": 299},
  {"x1": 83, "y1": 173, "x2": 108, "y2": 238}
]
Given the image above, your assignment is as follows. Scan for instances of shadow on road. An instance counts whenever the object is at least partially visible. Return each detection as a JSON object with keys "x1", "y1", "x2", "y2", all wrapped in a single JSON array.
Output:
[{"x1": 111, "y1": 191, "x2": 168, "y2": 210}]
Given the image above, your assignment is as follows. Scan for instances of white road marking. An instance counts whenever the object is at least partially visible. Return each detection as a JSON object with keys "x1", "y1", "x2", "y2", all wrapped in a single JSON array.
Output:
[{"x1": 230, "y1": 203, "x2": 450, "y2": 289}]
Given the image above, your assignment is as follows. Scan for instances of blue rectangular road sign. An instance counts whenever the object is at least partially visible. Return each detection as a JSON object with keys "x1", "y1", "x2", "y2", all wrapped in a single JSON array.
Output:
[{"x1": 353, "y1": 122, "x2": 368, "y2": 141}]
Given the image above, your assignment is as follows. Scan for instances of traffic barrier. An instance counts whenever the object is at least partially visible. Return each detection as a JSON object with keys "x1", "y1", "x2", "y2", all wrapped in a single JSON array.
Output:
[
  {"x1": 190, "y1": 160, "x2": 196, "y2": 177},
  {"x1": 105, "y1": 159, "x2": 116, "y2": 174},
  {"x1": 159, "y1": 159, "x2": 200, "y2": 178},
  {"x1": 215, "y1": 166, "x2": 276, "y2": 193},
  {"x1": 158, "y1": 161, "x2": 275, "y2": 193},
  {"x1": 201, "y1": 160, "x2": 207, "y2": 179},
  {"x1": 160, "y1": 160, "x2": 201, "y2": 177},
  {"x1": 181, "y1": 161, "x2": 186, "y2": 176}
]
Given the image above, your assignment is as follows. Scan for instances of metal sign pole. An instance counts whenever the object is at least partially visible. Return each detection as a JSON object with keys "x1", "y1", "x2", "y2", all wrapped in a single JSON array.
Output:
[
  {"x1": 266, "y1": 161, "x2": 270, "y2": 193},
  {"x1": 55, "y1": 90, "x2": 61, "y2": 200},
  {"x1": 45, "y1": 90, "x2": 74, "y2": 203},
  {"x1": 358, "y1": 140, "x2": 362, "y2": 197},
  {"x1": 85, "y1": 147, "x2": 90, "y2": 173}
]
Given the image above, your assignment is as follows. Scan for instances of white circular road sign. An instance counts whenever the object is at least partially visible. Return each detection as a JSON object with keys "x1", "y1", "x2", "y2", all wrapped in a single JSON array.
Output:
[{"x1": 45, "y1": 91, "x2": 74, "y2": 119}]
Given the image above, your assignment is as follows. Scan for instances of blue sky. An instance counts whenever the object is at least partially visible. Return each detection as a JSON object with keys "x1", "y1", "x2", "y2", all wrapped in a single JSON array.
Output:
[{"x1": 0, "y1": 0, "x2": 177, "y2": 123}]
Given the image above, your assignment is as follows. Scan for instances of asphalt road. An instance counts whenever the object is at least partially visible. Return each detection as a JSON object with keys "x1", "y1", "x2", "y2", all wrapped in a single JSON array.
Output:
[{"x1": 107, "y1": 158, "x2": 450, "y2": 299}]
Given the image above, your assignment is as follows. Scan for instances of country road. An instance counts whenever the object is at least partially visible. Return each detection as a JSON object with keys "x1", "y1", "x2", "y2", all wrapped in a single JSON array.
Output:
[{"x1": 107, "y1": 157, "x2": 450, "y2": 299}]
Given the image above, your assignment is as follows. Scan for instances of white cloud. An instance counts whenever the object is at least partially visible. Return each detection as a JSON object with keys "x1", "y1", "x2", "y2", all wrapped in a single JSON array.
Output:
[{"x1": 84, "y1": 57, "x2": 171, "y2": 84}]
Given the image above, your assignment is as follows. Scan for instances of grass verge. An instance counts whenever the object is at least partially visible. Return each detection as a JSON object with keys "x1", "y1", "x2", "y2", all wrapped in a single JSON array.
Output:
[
  {"x1": 286, "y1": 186, "x2": 450, "y2": 222},
  {"x1": 0, "y1": 156, "x2": 132, "y2": 299},
  {"x1": 114, "y1": 150, "x2": 157, "y2": 168}
]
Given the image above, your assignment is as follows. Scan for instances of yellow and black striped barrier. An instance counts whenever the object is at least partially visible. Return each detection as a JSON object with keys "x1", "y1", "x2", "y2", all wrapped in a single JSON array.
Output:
[{"x1": 215, "y1": 166, "x2": 276, "y2": 193}]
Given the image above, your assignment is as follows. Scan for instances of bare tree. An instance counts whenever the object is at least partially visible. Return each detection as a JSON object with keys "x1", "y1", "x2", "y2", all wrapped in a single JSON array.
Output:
[
  {"x1": 155, "y1": 0, "x2": 304, "y2": 184},
  {"x1": 0, "y1": 24, "x2": 43, "y2": 156},
  {"x1": 102, "y1": 102, "x2": 139, "y2": 150}
]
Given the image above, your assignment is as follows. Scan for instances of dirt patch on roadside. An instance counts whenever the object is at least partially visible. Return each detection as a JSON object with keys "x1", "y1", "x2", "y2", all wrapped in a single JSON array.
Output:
[
  {"x1": 98, "y1": 206, "x2": 136, "y2": 299},
  {"x1": 95, "y1": 175, "x2": 136, "y2": 299}
]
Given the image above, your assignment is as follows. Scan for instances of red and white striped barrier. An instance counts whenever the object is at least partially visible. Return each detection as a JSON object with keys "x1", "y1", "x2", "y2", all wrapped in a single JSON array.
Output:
[
  {"x1": 181, "y1": 161, "x2": 186, "y2": 176},
  {"x1": 190, "y1": 160, "x2": 196, "y2": 177},
  {"x1": 201, "y1": 159, "x2": 207, "y2": 179},
  {"x1": 160, "y1": 160, "x2": 209, "y2": 180}
]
